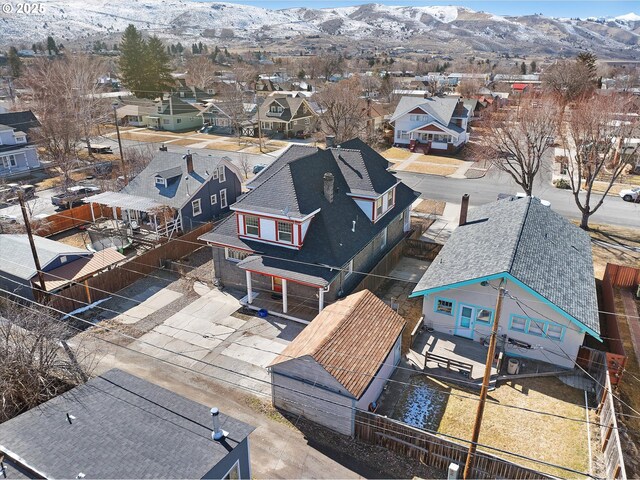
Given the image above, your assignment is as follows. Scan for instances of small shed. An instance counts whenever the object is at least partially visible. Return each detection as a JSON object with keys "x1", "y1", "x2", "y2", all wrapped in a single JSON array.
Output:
[{"x1": 269, "y1": 289, "x2": 405, "y2": 436}]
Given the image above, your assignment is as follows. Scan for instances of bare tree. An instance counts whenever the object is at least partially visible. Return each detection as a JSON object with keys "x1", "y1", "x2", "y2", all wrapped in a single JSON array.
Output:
[
  {"x1": 185, "y1": 56, "x2": 217, "y2": 90},
  {"x1": 479, "y1": 97, "x2": 559, "y2": 196},
  {"x1": 0, "y1": 299, "x2": 93, "y2": 422},
  {"x1": 543, "y1": 59, "x2": 595, "y2": 112},
  {"x1": 239, "y1": 154, "x2": 251, "y2": 179},
  {"x1": 216, "y1": 82, "x2": 251, "y2": 142},
  {"x1": 317, "y1": 77, "x2": 368, "y2": 144},
  {"x1": 561, "y1": 94, "x2": 640, "y2": 230}
]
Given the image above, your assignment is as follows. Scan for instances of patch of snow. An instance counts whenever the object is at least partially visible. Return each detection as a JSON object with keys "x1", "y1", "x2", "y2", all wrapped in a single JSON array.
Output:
[{"x1": 615, "y1": 12, "x2": 640, "y2": 22}]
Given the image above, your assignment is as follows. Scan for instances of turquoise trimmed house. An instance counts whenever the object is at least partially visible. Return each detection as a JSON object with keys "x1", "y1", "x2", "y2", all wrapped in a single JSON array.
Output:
[{"x1": 411, "y1": 197, "x2": 600, "y2": 370}]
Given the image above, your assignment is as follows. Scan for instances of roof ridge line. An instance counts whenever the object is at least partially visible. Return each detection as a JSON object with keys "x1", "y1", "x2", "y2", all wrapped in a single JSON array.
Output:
[{"x1": 508, "y1": 197, "x2": 533, "y2": 274}]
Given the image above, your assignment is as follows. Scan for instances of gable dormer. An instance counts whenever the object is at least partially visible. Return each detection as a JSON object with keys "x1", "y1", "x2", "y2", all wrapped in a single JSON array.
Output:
[
  {"x1": 233, "y1": 209, "x2": 316, "y2": 250},
  {"x1": 154, "y1": 166, "x2": 182, "y2": 188},
  {"x1": 349, "y1": 185, "x2": 396, "y2": 222},
  {"x1": 267, "y1": 100, "x2": 285, "y2": 116}
]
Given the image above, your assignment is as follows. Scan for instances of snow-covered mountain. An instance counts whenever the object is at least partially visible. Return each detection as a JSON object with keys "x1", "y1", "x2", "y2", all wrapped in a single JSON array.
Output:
[{"x1": 1, "y1": 1, "x2": 638, "y2": 58}]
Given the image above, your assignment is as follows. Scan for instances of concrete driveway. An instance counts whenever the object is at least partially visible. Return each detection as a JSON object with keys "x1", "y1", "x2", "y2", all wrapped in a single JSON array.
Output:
[{"x1": 130, "y1": 288, "x2": 303, "y2": 396}]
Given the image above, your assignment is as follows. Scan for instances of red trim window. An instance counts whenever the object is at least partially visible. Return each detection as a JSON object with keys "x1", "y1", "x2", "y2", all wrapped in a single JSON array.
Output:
[
  {"x1": 276, "y1": 221, "x2": 293, "y2": 243},
  {"x1": 386, "y1": 188, "x2": 395, "y2": 209},
  {"x1": 245, "y1": 216, "x2": 260, "y2": 237},
  {"x1": 375, "y1": 196, "x2": 384, "y2": 219}
]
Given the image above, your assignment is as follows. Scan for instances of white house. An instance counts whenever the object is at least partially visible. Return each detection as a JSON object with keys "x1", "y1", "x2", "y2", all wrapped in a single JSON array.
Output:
[
  {"x1": 390, "y1": 96, "x2": 470, "y2": 153},
  {"x1": 410, "y1": 197, "x2": 601, "y2": 370},
  {"x1": 269, "y1": 289, "x2": 405, "y2": 436}
]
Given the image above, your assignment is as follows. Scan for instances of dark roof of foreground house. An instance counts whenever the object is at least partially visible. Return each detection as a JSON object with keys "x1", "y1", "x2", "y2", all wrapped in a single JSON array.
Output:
[
  {"x1": 411, "y1": 197, "x2": 600, "y2": 336},
  {"x1": 200, "y1": 138, "x2": 418, "y2": 286},
  {"x1": 270, "y1": 289, "x2": 405, "y2": 399},
  {"x1": 122, "y1": 152, "x2": 238, "y2": 210},
  {"x1": 0, "y1": 369, "x2": 254, "y2": 479},
  {"x1": 0, "y1": 110, "x2": 40, "y2": 133}
]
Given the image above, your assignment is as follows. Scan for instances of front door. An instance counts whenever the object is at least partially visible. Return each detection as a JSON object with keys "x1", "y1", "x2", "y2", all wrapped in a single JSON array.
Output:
[
  {"x1": 456, "y1": 305, "x2": 475, "y2": 339},
  {"x1": 272, "y1": 277, "x2": 283, "y2": 293}
]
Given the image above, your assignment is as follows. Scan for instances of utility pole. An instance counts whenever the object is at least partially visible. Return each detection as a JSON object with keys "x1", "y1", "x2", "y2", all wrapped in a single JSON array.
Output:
[
  {"x1": 463, "y1": 280, "x2": 506, "y2": 480},
  {"x1": 111, "y1": 102, "x2": 128, "y2": 185},
  {"x1": 18, "y1": 191, "x2": 46, "y2": 292}
]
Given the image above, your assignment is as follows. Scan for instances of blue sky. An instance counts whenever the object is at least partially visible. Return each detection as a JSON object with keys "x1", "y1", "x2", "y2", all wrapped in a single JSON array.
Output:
[{"x1": 213, "y1": 1, "x2": 638, "y2": 18}]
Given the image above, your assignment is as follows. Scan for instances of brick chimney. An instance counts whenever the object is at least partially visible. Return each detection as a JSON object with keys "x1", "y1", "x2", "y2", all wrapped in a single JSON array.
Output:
[
  {"x1": 184, "y1": 151, "x2": 193, "y2": 174},
  {"x1": 323, "y1": 173, "x2": 334, "y2": 203},
  {"x1": 325, "y1": 135, "x2": 336, "y2": 148},
  {"x1": 459, "y1": 194, "x2": 469, "y2": 226}
]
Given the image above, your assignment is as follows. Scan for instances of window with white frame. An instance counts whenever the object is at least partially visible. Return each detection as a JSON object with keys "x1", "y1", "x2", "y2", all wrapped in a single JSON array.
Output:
[
  {"x1": 476, "y1": 309, "x2": 493, "y2": 324},
  {"x1": 380, "y1": 227, "x2": 387, "y2": 250},
  {"x1": 435, "y1": 298, "x2": 454, "y2": 315},
  {"x1": 375, "y1": 197, "x2": 384, "y2": 218},
  {"x1": 386, "y1": 189, "x2": 394, "y2": 208},
  {"x1": 155, "y1": 177, "x2": 165, "y2": 186},
  {"x1": 245, "y1": 216, "x2": 259, "y2": 236},
  {"x1": 176, "y1": 118, "x2": 182, "y2": 124},
  {"x1": 223, "y1": 460, "x2": 240, "y2": 480},
  {"x1": 218, "y1": 165, "x2": 226, "y2": 182},
  {"x1": 528, "y1": 319, "x2": 546, "y2": 337},
  {"x1": 277, "y1": 221, "x2": 293, "y2": 243},
  {"x1": 220, "y1": 189, "x2": 227, "y2": 208},
  {"x1": 304, "y1": 118, "x2": 310, "y2": 125},
  {"x1": 60, "y1": 256, "x2": 68, "y2": 264},
  {"x1": 1, "y1": 155, "x2": 17, "y2": 168},
  {"x1": 162, "y1": 119, "x2": 170, "y2": 125},
  {"x1": 225, "y1": 248, "x2": 250, "y2": 262},
  {"x1": 509, "y1": 315, "x2": 565, "y2": 340},
  {"x1": 212, "y1": 168, "x2": 219, "y2": 179},
  {"x1": 345, "y1": 259, "x2": 354, "y2": 278},
  {"x1": 547, "y1": 323, "x2": 564, "y2": 340},
  {"x1": 210, "y1": 194, "x2": 217, "y2": 205},
  {"x1": 192, "y1": 199, "x2": 202, "y2": 216}
]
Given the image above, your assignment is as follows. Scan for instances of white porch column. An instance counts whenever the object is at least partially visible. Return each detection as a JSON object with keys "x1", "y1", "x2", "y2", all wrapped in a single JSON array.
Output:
[
  {"x1": 90, "y1": 202, "x2": 95, "y2": 222},
  {"x1": 318, "y1": 287, "x2": 324, "y2": 312},
  {"x1": 246, "y1": 271, "x2": 253, "y2": 304},
  {"x1": 282, "y1": 279, "x2": 288, "y2": 314}
]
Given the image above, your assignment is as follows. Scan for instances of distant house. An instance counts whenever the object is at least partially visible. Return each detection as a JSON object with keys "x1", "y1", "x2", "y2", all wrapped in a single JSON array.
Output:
[
  {"x1": 269, "y1": 289, "x2": 405, "y2": 436},
  {"x1": 200, "y1": 101, "x2": 257, "y2": 136},
  {"x1": 115, "y1": 97, "x2": 157, "y2": 127},
  {"x1": 0, "y1": 110, "x2": 40, "y2": 133},
  {"x1": 171, "y1": 84, "x2": 213, "y2": 105},
  {"x1": 254, "y1": 95, "x2": 318, "y2": 138},
  {"x1": 0, "y1": 123, "x2": 41, "y2": 179},
  {"x1": 511, "y1": 83, "x2": 530, "y2": 94},
  {"x1": 410, "y1": 197, "x2": 601, "y2": 370},
  {"x1": 390, "y1": 96, "x2": 470, "y2": 153},
  {"x1": 149, "y1": 94, "x2": 203, "y2": 132},
  {"x1": 0, "y1": 369, "x2": 254, "y2": 479},
  {"x1": 199, "y1": 138, "x2": 418, "y2": 318},
  {"x1": 0, "y1": 234, "x2": 125, "y2": 300}
]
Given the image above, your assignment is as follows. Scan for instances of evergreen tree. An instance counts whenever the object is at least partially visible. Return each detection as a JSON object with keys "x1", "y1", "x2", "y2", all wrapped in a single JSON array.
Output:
[
  {"x1": 176, "y1": 42, "x2": 184, "y2": 53},
  {"x1": 143, "y1": 35, "x2": 174, "y2": 98},
  {"x1": 8, "y1": 47, "x2": 22, "y2": 78},
  {"x1": 118, "y1": 24, "x2": 146, "y2": 97},
  {"x1": 31, "y1": 43, "x2": 37, "y2": 53},
  {"x1": 198, "y1": 41, "x2": 203, "y2": 54},
  {"x1": 530, "y1": 60, "x2": 537, "y2": 73},
  {"x1": 520, "y1": 62, "x2": 527, "y2": 75},
  {"x1": 46, "y1": 36, "x2": 59, "y2": 55},
  {"x1": 192, "y1": 43, "x2": 198, "y2": 54}
]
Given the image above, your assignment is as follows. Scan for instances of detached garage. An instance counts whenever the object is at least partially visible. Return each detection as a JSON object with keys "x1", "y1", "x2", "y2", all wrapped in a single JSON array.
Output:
[{"x1": 269, "y1": 289, "x2": 405, "y2": 436}]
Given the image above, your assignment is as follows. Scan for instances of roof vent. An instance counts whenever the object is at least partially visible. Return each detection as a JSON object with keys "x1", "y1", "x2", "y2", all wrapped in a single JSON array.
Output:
[
  {"x1": 323, "y1": 172, "x2": 334, "y2": 203},
  {"x1": 210, "y1": 407, "x2": 227, "y2": 441}
]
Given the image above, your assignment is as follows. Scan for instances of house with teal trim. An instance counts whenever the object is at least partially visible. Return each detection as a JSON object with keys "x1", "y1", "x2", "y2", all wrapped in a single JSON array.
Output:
[{"x1": 410, "y1": 197, "x2": 600, "y2": 370}]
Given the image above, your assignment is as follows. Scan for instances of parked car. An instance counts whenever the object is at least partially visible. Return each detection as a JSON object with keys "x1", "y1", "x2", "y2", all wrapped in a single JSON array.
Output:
[
  {"x1": 51, "y1": 185, "x2": 101, "y2": 209},
  {"x1": 199, "y1": 125, "x2": 216, "y2": 134},
  {"x1": 87, "y1": 144, "x2": 113, "y2": 154},
  {"x1": 252, "y1": 163, "x2": 267, "y2": 175},
  {"x1": 294, "y1": 131, "x2": 311, "y2": 139},
  {"x1": 619, "y1": 187, "x2": 640, "y2": 202},
  {"x1": 0, "y1": 183, "x2": 36, "y2": 204}
]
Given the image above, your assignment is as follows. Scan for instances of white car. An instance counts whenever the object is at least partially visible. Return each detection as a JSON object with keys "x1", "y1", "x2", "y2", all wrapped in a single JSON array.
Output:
[
  {"x1": 515, "y1": 192, "x2": 551, "y2": 207},
  {"x1": 619, "y1": 187, "x2": 640, "y2": 202}
]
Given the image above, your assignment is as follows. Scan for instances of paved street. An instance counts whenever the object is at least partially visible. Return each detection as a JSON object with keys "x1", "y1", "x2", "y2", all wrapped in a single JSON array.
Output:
[{"x1": 396, "y1": 169, "x2": 640, "y2": 229}]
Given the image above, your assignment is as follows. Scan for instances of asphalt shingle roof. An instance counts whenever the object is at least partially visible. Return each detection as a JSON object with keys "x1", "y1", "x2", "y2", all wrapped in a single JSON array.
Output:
[
  {"x1": 270, "y1": 289, "x2": 405, "y2": 399},
  {"x1": 201, "y1": 138, "x2": 418, "y2": 286},
  {"x1": 0, "y1": 369, "x2": 254, "y2": 479},
  {"x1": 412, "y1": 197, "x2": 600, "y2": 335},
  {"x1": 0, "y1": 110, "x2": 40, "y2": 133},
  {"x1": 245, "y1": 144, "x2": 319, "y2": 190},
  {"x1": 0, "y1": 234, "x2": 89, "y2": 280},
  {"x1": 122, "y1": 152, "x2": 228, "y2": 209},
  {"x1": 390, "y1": 96, "x2": 460, "y2": 125}
]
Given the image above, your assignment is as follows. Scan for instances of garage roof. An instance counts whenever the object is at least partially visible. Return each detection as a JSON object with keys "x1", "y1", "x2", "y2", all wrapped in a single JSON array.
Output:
[{"x1": 270, "y1": 289, "x2": 405, "y2": 399}]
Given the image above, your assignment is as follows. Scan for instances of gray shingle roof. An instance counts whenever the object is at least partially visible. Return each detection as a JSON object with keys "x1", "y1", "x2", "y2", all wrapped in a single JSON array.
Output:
[
  {"x1": 390, "y1": 96, "x2": 460, "y2": 126},
  {"x1": 201, "y1": 138, "x2": 418, "y2": 286},
  {"x1": 0, "y1": 369, "x2": 254, "y2": 479},
  {"x1": 245, "y1": 144, "x2": 319, "y2": 190},
  {"x1": 0, "y1": 234, "x2": 89, "y2": 280},
  {"x1": 158, "y1": 95, "x2": 201, "y2": 115},
  {"x1": 0, "y1": 110, "x2": 40, "y2": 133},
  {"x1": 122, "y1": 152, "x2": 228, "y2": 209},
  {"x1": 412, "y1": 197, "x2": 599, "y2": 335}
]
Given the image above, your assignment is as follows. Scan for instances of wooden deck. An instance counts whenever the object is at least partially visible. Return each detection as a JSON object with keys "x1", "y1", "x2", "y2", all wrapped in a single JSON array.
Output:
[{"x1": 408, "y1": 329, "x2": 498, "y2": 388}]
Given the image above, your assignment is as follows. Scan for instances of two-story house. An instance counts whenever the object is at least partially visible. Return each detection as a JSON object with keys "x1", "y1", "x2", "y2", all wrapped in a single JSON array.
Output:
[
  {"x1": 390, "y1": 96, "x2": 470, "y2": 153},
  {"x1": 148, "y1": 94, "x2": 203, "y2": 132},
  {"x1": 254, "y1": 95, "x2": 318, "y2": 138},
  {"x1": 86, "y1": 152, "x2": 242, "y2": 236},
  {"x1": 200, "y1": 101, "x2": 257, "y2": 136},
  {"x1": 0, "y1": 123, "x2": 41, "y2": 179},
  {"x1": 199, "y1": 138, "x2": 419, "y2": 318}
]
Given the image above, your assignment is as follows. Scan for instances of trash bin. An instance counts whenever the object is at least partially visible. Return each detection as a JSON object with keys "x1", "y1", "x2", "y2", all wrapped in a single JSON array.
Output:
[
  {"x1": 257, "y1": 309, "x2": 268, "y2": 318},
  {"x1": 507, "y1": 358, "x2": 520, "y2": 375}
]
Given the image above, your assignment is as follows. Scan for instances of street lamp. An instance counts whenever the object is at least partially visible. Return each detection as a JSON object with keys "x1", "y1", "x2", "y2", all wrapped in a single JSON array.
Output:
[{"x1": 111, "y1": 101, "x2": 128, "y2": 185}]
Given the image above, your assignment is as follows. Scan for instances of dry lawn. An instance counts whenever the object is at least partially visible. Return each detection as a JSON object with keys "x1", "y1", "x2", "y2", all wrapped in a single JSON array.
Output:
[
  {"x1": 401, "y1": 164, "x2": 458, "y2": 176},
  {"x1": 204, "y1": 142, "x2": 245, "y2": 152},
  {"x1": 585, "y1": 223, "x2": 640, "y2": 279},
  {"x1": 413, "y1": 154, "x2": 465, "y2": 166},
  {"x1": 243, "y1": 144, "x2": 282, "y2": 154},
  {"x1": 169, "y1": 138, "x2": 205, "y2": 147},
  {"x1": 587, "y1": 181, "x2": 630, "y2": 196},
  {"x1": 119, "y1": 132, "x2": 178, "y2": 143},
  {"x1": 413, "y1": 198, "x2": 446, "y2": 216},
  {"x1": 382, "y1": 147, "x2": 413, "y2": 161},
  {"x1": 437, "y1": 377, "x2": 590, "y2": 478}
]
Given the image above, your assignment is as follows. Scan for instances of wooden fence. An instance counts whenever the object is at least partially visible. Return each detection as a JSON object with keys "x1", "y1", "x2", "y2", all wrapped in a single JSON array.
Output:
[
  {"x1": 354, "y1": 410, "x2": 554, "y2": 480},
  {"x1": 45, "y1": 222, "x2": 213, "y2": 312},
  {"x1": 404, "y1": 238, "x2": 442, "y2": 261},
  {"x1": 604, "y1": 263, "x2": 640, "y2": 289},
  {"x1": 352, "y1": 235, "x2": 407, "y2": 294},
  {"x1": 600, "y1": 265, "x2": 628, "y2": 385},
  {"x1": 598, "y1": 371, "x2": 628, "y2": 480},
  {"x1": 34, "y1": 203, "x2": 104, "y2": 237}
]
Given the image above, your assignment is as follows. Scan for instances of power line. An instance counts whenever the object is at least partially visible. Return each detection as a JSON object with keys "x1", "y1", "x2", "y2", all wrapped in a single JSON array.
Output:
[{"x1": 0, "y1": 294, "x2": 599, "y2": 479}]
